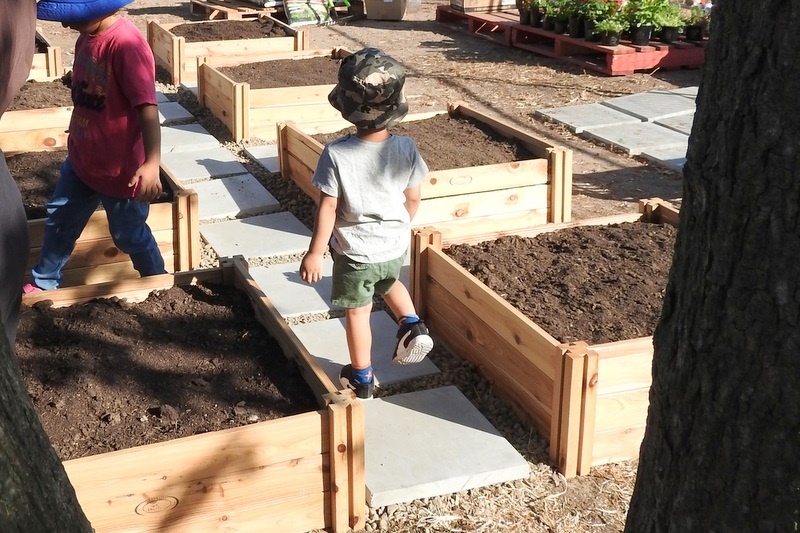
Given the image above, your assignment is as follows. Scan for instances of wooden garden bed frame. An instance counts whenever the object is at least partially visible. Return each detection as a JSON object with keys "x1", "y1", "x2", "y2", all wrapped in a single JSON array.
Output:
[
  {"x1": 29, "y1": 29, "x2": 65, "y2": 81},
  {"x1": 147, "y1": 16, "x2": 310, "y2": 86},
  {"x1": 197, "y1": 48, "x2": 353, "y2": 142},
  {"x1": 0, "y1": 105, "x2": 72, "y2": 154},
  {"x1": 23, "y1": 164, "x2": 201, "y2": 289},
  {"x1": 25, "y1": 257, "x2": 365, "y2": 533},
  {"x1": 409, "y1": 198, "x2": 679, "y2": 477},
  {"x1": 277, "y1": 101, "x2": 573, "y2": 238}
]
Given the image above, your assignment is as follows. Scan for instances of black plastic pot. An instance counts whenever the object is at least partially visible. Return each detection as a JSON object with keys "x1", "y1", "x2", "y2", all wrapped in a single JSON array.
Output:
[
  {"x1": 660, "y1": 26, "x2": 680, "y2": 43},
  {"x1": 685, "y1": 24, "x2": 704, "y2": 41},
  {"x1": 583, "y1": 18, "x2": 599, "y2": 42},
  {"x1": 568, "y1": 15, "x2": 584, "y2": 38},
  {"x1": 630, "y1": 25, "x2": 653, "y2": 46},
  {"x1": 530, "y1": 9, "x2": 543, "y2": 27},
  {"x1": 600, "y1": 31, "x2": 620, "y2": 46},
  {"x1": 553, "y1": 18, "x2": 569, "y2": 34}
]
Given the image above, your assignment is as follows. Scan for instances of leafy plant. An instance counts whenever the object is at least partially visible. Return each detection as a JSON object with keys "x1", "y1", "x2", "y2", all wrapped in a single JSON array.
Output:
[
  {"x1": 593, "y1": 13, "x2": 628, "y2": 33},
  {"x1": 653, "y1": 1, "x2": 683, "y2": 28},
  {"x1": 547, "y1": 0, "x2": 580, "y2": 20},
  {"x1": 625, "y1": 0, "x2": 672, "y2": 27},
  {"x1": 579, "y1": 0, "x2": 625, "y2": 23},
  {"x1": 681, "y1": 4, "x2": 709, "y2": 27}
]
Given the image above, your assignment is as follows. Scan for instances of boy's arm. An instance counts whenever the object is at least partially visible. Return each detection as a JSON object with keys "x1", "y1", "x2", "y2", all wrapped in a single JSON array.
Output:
[
  {"x1": 300, "y1": 192, "x2": 338, "y2": 284},
  {"x1": 404, "y1": 184, "x2": 422, "y2": 221},
  {"x1": 129, "y1": 104, "x2": 162, "y2": 202}
]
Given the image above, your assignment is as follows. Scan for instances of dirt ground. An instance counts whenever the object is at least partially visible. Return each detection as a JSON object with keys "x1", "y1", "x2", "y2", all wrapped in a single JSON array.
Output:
[{"x1": 19, "y1": 1, "x2": 702, "y2": 531}]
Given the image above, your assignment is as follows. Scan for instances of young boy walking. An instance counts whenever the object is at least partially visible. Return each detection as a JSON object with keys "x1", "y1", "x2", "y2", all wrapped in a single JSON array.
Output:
[
  {"x1": 300, "y1": 48, "x2": 434, "y2": 400},
  {"x1": 24, "y1": 0, "x2": 165, "y2": 293}
]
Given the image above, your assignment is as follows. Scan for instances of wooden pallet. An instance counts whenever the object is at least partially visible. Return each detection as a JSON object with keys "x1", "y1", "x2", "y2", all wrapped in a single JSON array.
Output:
[
  {"x1": 511, "y1": 24, "x2": 706, "y2": 76},
  {"x1": 190, "y1": 0, "x2": 281, "y2": 19},
  {"x1": 435, "y1": 5, "x2": 516, "y2": 47}
]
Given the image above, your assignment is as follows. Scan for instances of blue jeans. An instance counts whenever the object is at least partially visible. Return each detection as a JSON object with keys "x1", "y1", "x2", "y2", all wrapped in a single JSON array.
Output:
[{"x1": 31, "y1": 158, "x2": 166, "y2": 290}]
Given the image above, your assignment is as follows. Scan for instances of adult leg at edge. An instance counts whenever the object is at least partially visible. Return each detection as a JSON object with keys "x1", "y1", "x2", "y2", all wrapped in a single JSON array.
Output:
[{"x1": 0, "y1": 152, "x2": 29, "y2": 345}]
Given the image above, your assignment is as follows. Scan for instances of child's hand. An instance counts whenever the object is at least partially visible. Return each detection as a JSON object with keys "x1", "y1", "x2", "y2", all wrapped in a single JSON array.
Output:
[
  {"x1": 300, "y1": 252, "x2": 324, "y2": 284},
  {"x1": 129, "y1": 161, "x2": 163, "y2": 202}
]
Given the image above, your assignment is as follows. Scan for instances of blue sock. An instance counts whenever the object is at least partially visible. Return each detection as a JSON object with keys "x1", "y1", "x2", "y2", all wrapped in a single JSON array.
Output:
[
  {"x1": 399, "y1": 314, "x2": 420, "y2": 325},
  {"x1": 352, "y1": 365, "x2": 373, "y2": 385}
]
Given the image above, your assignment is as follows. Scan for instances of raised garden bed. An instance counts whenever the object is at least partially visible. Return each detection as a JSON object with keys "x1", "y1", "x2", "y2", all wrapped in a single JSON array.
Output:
[
  {"x1": 19, "y1": 257, "x2": 365, "y2": 533},
  {"x1": 147, "y1": 16, "x2": 309, "y2": 85},
  {"x1": 409, "y1": 198, "x2": 679, "y2": 477},
  {"x1": 29, "y1": 29, "x2": 65, "y2": 81},
  {"x1": 0, "y1": 80, "x2": 72, "y2": 154},
  {"x1": 9, "y1": 149, "x2": 201, "y2": 290},
  {"x1": 197, "y1": 48, "x2": 352, "y2": 142},
  {"x1": 278, "y1": 101, "x2": 573, "y2": 241}
]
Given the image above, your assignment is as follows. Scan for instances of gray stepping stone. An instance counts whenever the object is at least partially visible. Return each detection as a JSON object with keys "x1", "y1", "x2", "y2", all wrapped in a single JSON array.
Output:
[
  {"x1": 155, "y1": 91, "x2": 171, "y2": 103},
  {"x1": 364, "y1": 386, "x2": 530, "y2": 508},
  {"x1": 161, "y1": 147, "x2": 249, "y2": 184},
  {"x1": 192, "y1": 174, "x2": 280, "y2": 221},
  {"x1": 669, "y1": 86, "x2": 699, "y2": 99},
  {"x1": 244, "y1": 144, "x2": 280, "y2": 174},
  {"x1": 250, "y1": 260, "x2": 334, "y2": 318},
  {"x1": 180, "y1": 81, "x2": 198, "y2": 96},
  {"x1": 601, "y1": 90, "x2": 696, "y2": 122},
  {"x1": 640, "y1": 141, "x2": 689, "y2": 173},
  {"x1": 655, "y1": 113, "x2": 694, "y2": 135},
  {"x1": 161, "y1": 123, "x2": 220, "y2": 154},
  {"x1": 582, "y1": 122, "x2": 689, "y2": 155},
  {"x1": 290, "y1": 312, "x2": 440, "y2": 390},
  {"x1": 200, "y1": 211, "x2": 311, "y2": 261},
  {"x1": 158, "y1": 101, "x2": 194, "y2": 125},
  {"x1": 535, "y1": 103, "x2": 641, "y2": 133}
]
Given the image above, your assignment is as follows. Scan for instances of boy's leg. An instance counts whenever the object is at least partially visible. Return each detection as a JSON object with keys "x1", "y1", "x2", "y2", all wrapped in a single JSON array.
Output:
[
  {"x1": 379, "y1": 261, "x2": 434, "y2": 365},
  {"x1": 102, "y1": 197, "x2": 166, "y2": 277},
  {"x1": 340, "y1": 303, "x2": 375, "y2": 399},
  {"x1": 30, "y1": 159, "x2": 101, "y2": 290}
]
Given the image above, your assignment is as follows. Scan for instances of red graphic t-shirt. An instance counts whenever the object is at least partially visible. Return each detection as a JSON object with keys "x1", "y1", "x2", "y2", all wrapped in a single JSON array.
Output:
[{"x1": 67, "y1": 17, "x2": 157, "y2": 199}]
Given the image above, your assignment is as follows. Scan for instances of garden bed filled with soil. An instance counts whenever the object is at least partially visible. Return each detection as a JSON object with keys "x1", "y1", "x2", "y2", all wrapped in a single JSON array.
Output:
[
  {"x1": 16, "y1": 281, "x2": 318, "y2": 461},
  {"x1": 445, "y1": 221, "x2": 676, "y2": 345},
  {"x1": 313, "y1": 113, "x2": 535, "y2": 172},
  {"x1": 6, "y1": 149, "x2": 64, "y2": 219},
  {"x1": 217, "y1": 55, "x2": 340, "y2": 89},
  {"x1": 7, "y1": 79, "x2": 72, "y2": 111},
  {"x1": 167, "y1": 18, "x2": 288, "y2": 41}
]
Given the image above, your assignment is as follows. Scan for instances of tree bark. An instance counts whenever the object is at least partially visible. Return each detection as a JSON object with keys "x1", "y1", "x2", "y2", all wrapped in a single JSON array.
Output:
[
  {"x1": 626, "y1": 2, "x2": 800, "y2": 532},
  {"x1": 0, "y1": 319, "x2": 93, "y2": 532}
]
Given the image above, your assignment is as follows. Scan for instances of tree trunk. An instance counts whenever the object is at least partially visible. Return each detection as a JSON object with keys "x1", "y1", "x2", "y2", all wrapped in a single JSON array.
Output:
[
  {"x1": 0, "y1": 320, "x2": 93, "y2": 532},
  {"x1": 626, "y1": 2, "x2": 800, "y2": 532}
]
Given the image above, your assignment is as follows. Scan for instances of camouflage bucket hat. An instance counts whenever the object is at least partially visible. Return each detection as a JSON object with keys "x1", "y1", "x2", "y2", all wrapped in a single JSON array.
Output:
[{"x1": 328, "y1": 48, "x2": 409, "y2": 130}]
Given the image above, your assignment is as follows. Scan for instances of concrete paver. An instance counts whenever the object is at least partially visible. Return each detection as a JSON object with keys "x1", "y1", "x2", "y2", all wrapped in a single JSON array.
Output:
[
  {"x1": 535, "y1": 103, "x2": 642, "y2": 133},
  {"x1": 200, "y1": 211, "x2": 312, "y2": 260},
  {"x1": 161, "y1": 146, "x2": 249, "y2": 185},
  {"x1": 601, "y1": 89, "x2": 696, "y2": 122},
  {"x1": 158, "y1": 101, "x2": 194, "y2": 125},
  {"x1": 161, "y1": 123, "x2": 220, "y2": 153},
  {"x1": 192, "y1": 174, "x2": 280, "y2": 221},
  {"x1": 583, "y1": 121, "x2": 689, "y2": 156},
  {"x1": 244, "y1": 144, "x2": 280, "y2": 174},
  {"x1": 250, "y1": 260, "x2": 335, "y2": 318}
]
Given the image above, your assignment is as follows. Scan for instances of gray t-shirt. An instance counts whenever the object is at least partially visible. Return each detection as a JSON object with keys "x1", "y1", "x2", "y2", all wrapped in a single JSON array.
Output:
[{"x1": 312, "y1": 134, "x2": 429, "y2": 263}]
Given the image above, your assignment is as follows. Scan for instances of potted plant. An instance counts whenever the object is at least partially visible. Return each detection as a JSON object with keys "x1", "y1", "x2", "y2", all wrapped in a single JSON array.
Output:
[
  {"x1": 516, "y1": 0, "x2": 532, "y2": 24},
  {"x1": 681, "y1": 4, "x2": 709, "y2": 41},
  {"x1": 580, "y1": 0, "x2": 625, "y2": 42},
  {"x1": 624, "y1": 0, "x2": 670, "y2": 45},
  {"x1": 529, "y1": 0, "x2": 548, "y2": 26},
  {"x1": 594, "y1": 13, "x2": 628, "y2": 45},
  {"x1": 654, "y1": 1, "x2": 683, "y2": 43}
]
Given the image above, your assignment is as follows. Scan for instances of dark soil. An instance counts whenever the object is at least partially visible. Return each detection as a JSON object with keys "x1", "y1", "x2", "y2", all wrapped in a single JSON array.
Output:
[
  {"x1": 445, "y1": 222, "x2": 676, "y2": 345},
  {"x1": 314, "y1": 113, "x2": 535, "y2": 172},
  {"x1": 15, "y1": 282, "x2": 318, "y2": 461},
  {"x1": 7, "y1": 79, "x2": 72, "y2": 111},
  {"x1": 219, "y1": 56, "x2": 341, "y2": 89},
  {"x1": 5, "y1": 149, "x2": 65, "y2": 219},
  {"x1": 167, "y1": 18, "x2": 288, "y2": 42}
]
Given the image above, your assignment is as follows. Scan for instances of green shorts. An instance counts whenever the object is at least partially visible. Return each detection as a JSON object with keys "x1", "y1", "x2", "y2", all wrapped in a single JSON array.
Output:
[{"x1": 331, "y1": 250, "x2": 405, "y2": 309}]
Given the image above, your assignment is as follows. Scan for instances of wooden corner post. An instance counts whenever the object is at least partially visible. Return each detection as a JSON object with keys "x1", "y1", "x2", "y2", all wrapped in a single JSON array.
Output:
[
  {"x1": 410, "y1": 228, "x2": 442, "y2": 321},
  {"x1": 325, "y1": 391, "x2": 366, "y2": 533}
]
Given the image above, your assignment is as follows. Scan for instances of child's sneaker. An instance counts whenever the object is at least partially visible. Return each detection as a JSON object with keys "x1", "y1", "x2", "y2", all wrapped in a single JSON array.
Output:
[
  {"x1": 339, "y1": 364, "x2": 374, "y2": 400},
  {"x1": 22, "y1": 283, "x2": 43, "y2": 294},
  {"x1": 393, "y1": 321, "x2": 433, "y2": 365}
]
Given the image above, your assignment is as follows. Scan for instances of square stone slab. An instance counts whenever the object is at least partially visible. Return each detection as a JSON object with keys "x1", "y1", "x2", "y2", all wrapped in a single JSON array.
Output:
[
  {"x1": 289, "y1": 312, "x2": 440, "y2": 390},
  {"x1": 601, "y1": 90, "x2": 696, "y2": 122},
  {"x1": 640, "y1": 141, "x2": 689, "y2": 173},
  {"x1": 244, "y1": 144, "x2": 280, "y2": 174},
  {"x1": 180, "y1": 81, "x2": 198, "y2": 96},
  {"x1": 250, "y1": 260, "x2": 335, "y2": 318},
  {"x1": 161, "y1": 147, "x2": 249, "y2": 184},
  {"x1": 200, "y1": 212, "x2": 312, "y2": 261},
  {"x1": 158, "y1": 101, "x2": 195, "y2": 125},
  {"x1": 669, "y1": 86, "x2": 699, "y2": 99},
  {"x1": 192, "y1": 174, "x2": 280, "y2": 221},
  {"x1": 535, "y1": 103, "x2": 642, "y2": 133},
  {"x1": 582, "y1": 122, "x2": 689, "y2": 155},
  {"x1": 161, "y1": 123, "x2": 220, "y2": 154},
  {"x1": 655, "y1": 113, "x2": 695, "y2": 135},
  {"x1": 155, "y1": 91, "x2": 171, "y2": 103},
  {"x1": 364, "y1": 386, "x2": 531, "y2": 508}
]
